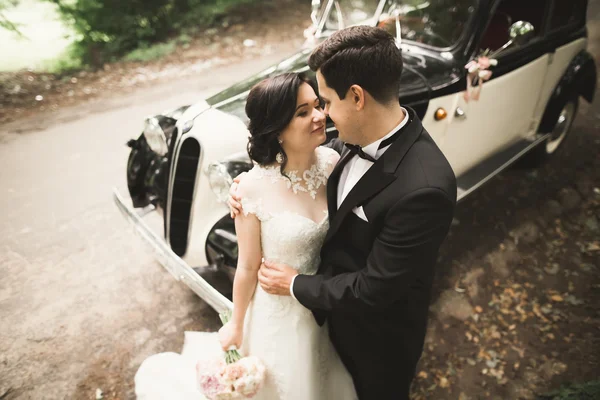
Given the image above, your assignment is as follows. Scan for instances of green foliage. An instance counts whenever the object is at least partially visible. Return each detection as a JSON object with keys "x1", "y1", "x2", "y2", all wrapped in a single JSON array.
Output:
[
  {"x1": 41, "y1": 42, "x2": 84, "y2": 73},
  {"x1": 123, "y1": 40, "x2": 176, "y2": 62},
  {"x1": 181, "y1": 0, "x2": 254, "y2": 27},
  {"x1": 0, "y1": 0, "x2": 23, "y2": 36},
  {"x1": 46, "y1": 0, "x2": 260, "y2": 67},
  {"x1": 538, "y1": 381, "x2": 600, "y2": 400}
]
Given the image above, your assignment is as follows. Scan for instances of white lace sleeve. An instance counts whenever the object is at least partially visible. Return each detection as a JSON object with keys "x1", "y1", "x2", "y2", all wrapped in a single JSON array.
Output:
[
  {"x1": 317, "y1": 146, "x2": 340, "y2": 178},
  {"x1": 237, "y1": 167, "x2": 272, "y2": 222},
  {"x1": 240, "y1": 196, "x2": 271, "y2": 222}
]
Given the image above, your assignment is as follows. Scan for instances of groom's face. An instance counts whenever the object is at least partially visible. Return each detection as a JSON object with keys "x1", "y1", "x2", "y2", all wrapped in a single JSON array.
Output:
[{"x1": 316, "y1": 70, "x2": 359, "y2": 144}]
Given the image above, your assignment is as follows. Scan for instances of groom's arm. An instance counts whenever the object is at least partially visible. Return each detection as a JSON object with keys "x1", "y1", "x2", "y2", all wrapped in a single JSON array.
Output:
[{"x1": 293, "y1": 187, "x2": 455, "y2": 312}]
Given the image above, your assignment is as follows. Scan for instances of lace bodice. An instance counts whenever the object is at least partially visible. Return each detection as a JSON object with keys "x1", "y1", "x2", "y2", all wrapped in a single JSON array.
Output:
[{"x1": 240, "y1": 146, "x2": 338, "y2": 275}]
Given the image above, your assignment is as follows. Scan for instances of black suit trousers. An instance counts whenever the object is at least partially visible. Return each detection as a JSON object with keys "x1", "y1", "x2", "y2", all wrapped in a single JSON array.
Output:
[{"x1": 328, "y1": 312, "x2": 415, "y2": 400}]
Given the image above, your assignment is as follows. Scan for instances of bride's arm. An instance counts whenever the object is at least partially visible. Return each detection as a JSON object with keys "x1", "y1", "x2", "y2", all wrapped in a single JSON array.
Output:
[{"x1": 218, "y1": 211, "x2": 262, "y2": 350}]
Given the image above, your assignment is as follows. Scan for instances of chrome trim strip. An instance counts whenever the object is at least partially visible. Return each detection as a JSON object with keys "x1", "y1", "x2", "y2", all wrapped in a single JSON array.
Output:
[
  {"x1": 113, "y1": 188, "x2": 233, "y2": 314},
  {"x1": 456, "y1": 133, "x2": 551, "y2": 202},
  {"x1": 215, "y1": 229, "x2": 238, "y2": 243}
]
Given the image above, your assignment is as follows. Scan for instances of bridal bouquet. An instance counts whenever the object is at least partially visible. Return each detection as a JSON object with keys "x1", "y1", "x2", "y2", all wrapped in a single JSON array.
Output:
[{"x1": 196, "y1": 312, "x2": 266, "y2": 399}]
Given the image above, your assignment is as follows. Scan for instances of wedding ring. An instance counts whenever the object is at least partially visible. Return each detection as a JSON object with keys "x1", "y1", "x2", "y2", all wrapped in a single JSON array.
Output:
[{"x1": 228, "y1": 345, "x2": 238, "y2": 351}]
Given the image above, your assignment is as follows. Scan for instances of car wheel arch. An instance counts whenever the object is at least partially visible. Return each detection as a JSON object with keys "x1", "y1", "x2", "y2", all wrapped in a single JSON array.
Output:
[{"x1": 538, "y1": 50, "x2": 596, "y2": 134}]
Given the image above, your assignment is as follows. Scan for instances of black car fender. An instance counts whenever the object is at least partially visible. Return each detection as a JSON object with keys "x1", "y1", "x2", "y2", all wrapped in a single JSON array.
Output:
[
  {"x1": 538, "y1": 50, "x2": 597, "y2": 133},
  {"x1": 126, "y1": 134, "x2": 153, "y2": 208},
  {"x1": 126, "y1": 113, "x2": 180, "y2": 208}
]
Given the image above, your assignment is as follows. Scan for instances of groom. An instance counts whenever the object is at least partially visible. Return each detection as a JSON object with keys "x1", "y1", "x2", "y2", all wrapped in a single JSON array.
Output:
[{"x1": 232, "y1": 26, "x2": 456, "y2": 399}]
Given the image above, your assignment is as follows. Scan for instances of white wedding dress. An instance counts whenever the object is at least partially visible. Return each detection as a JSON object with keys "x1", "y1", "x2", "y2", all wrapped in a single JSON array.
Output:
[{"x1": 134, "y1": 146, "x2": 358, "y2": 400}]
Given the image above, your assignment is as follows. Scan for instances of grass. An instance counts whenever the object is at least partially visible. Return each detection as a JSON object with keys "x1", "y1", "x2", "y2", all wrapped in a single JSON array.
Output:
[
  {"x1": 538, "y1": 381, "x2": 600, "y2": 400},
  {"x1": 123, "y1": 40, "x2": 177, "y2": 63}
]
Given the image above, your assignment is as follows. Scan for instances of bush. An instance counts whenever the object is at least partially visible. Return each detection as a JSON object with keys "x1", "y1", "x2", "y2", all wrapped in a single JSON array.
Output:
[
  {"x1": 47, "y1": 0, "x2": 260, "y2": 67},
  {"x1": 42, "y1": 43, "x2": 84, "y2": 73}
]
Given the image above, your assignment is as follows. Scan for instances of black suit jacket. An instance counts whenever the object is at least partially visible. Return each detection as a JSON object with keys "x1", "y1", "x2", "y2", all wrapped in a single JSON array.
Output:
[{"x1": 293, "y1": 107, "x2": 457, "y2": 399}]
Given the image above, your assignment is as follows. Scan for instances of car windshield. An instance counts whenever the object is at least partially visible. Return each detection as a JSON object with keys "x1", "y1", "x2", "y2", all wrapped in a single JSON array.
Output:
[
  {"x1": 316, "y1": 0, "x2": 381, "y2": 32},
  {"x1": 316, "y1": 0, "x2": 477, "y2": 49}
]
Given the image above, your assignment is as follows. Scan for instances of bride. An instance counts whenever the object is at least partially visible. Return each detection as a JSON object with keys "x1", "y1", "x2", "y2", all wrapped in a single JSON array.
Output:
[{"x1": 134, "y1": 73, "x2": 357, "y2": 400}]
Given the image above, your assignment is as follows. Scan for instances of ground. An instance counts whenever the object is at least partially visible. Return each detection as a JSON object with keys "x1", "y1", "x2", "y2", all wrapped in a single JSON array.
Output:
[
  {"x1": 0, "y1": 1, "x2": 599, "y2": 400},
  {"x1": 411, "y1": 103, "x2": 600, "y2": 399}
]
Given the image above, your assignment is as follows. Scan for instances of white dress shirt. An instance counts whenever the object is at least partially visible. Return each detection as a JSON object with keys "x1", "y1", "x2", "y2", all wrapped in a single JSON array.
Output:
[{"x1": 290, "y1": 108, "x2": 409, "y2": 299}]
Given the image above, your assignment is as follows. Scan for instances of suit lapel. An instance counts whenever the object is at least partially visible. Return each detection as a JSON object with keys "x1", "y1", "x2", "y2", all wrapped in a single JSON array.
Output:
[
  {"x1": 324, "y1": 161, "x2": 395, "y2": 243},
  {"x1": 324, "y1": 106, "x2": 423, "y2": 244}
]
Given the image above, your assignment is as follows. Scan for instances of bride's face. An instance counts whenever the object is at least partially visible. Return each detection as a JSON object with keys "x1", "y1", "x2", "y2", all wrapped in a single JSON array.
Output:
[{"x1": 279, "y1": 82, "x2": 327, "y2": 155}]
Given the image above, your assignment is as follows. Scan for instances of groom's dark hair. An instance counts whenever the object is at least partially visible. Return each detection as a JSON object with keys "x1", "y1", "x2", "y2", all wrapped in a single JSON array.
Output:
[{"x1": 308, "y1": 25, "x2": 403, "y2": 104}]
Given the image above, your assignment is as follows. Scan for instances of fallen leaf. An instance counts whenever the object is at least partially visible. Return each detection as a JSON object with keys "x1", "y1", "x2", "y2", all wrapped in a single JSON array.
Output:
[
  {"x1": 439, "y1": 377, "x2": 449, "y2": 388},
  {"x1": 475, "y1": 306, "x2": 483, "y2": 313},
  {"x1": 565, "y1": 295, "x2": 584, "y2": 305},
  {"x1": 418, "y1": 371, "x2": 428, "y2": 379},
  {"x1": 585, "y1": 242, "x2": 600, "y2": 252},
  {"x1": 550, "y1": 295, "x2": 564, "y2": 302}
]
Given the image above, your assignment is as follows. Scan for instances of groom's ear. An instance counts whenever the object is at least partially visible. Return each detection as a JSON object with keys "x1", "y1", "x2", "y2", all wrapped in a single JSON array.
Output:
[{"x1": 349, "y1": 85, "x2": 365, "y2": 111}]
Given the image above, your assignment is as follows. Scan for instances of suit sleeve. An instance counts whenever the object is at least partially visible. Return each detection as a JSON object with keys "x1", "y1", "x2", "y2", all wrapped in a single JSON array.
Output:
[
  {"x1": 322, "y1": 138, "x2": 345, "y2": 154},
  {"x1": 293, "y1": 187, "x2": 455, "y2": 312}
]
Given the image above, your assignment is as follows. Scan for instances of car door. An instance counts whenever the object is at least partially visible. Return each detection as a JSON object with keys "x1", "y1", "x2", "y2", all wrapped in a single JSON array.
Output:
[
  {"x1": 531, "y1": 0, "x2": 589, "y2": 123},
  {"x1": 440, "y1": 0, "x2": 552, "y2": 177}
]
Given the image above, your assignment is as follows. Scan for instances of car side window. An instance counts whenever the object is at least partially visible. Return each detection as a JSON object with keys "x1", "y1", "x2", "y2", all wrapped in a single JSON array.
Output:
[
  {"x1": 478, "y1": 0, "x2": 550, "y2": 54},
  {"x1": 549, "y1": 0, "x2": 586, "y2": 31}
]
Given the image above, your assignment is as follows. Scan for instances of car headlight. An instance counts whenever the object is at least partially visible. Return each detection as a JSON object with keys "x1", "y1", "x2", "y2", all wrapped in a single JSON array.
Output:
[
  {"x1": 206, "y1": 157, "x2": 253, "y2": 203},
  {"x1": 143, "y1": 117, "x2": 169, "y2": 156},
  {"x1": 206, "y1": 162, "x2": 233, "y2": 203}
]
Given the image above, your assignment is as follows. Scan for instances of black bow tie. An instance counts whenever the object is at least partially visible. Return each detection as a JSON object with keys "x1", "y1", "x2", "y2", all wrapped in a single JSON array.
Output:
[
  {"x1": 344, "y1": 143, "x2": 376, "y2": 162},
  {"x1": 344, "y1": 119, "x2": 408, "y2": 162}
]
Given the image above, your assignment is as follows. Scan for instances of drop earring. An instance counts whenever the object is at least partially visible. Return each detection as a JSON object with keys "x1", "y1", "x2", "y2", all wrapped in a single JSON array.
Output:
[{"x1": 276, "y1": 138, "x2": 284, "y2": 164}]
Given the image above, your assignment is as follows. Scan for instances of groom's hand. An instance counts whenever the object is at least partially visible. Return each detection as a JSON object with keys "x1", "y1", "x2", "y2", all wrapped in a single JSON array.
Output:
[
  {"x1": 227, "y1": 173, "x2": 247, "y2": 218},
  {"x1": 258, "y1": 260, "x2": 297, "y2": 296}
]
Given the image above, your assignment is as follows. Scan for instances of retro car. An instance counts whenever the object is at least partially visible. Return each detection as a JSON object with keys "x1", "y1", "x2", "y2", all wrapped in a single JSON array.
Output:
[{"x1": 113, "y1": 0, "x2": 596, "y2": 314}]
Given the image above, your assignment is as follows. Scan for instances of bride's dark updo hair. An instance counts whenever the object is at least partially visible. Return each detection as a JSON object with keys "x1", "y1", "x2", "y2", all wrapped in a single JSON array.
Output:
[{"x1": 245, "y1": 73, "x2": 317, "y2": 173}]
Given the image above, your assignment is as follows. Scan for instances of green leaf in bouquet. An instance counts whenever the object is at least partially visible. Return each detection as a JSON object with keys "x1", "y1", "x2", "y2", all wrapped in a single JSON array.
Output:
[{"x1": 219, "y1": 310, "x2": 242, "y2": 364}]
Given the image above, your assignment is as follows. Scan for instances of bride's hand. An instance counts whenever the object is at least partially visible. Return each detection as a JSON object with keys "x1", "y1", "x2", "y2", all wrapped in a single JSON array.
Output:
[
  {"x1": 228, "y1": 173, "x2": 246, "y2": 218},
  {"x1": 218, "y1": 321, "x2": 243, "y2": 351}
]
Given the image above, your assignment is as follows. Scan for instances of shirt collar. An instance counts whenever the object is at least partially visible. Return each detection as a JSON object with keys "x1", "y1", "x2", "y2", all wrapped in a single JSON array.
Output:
[{"x1": 362, "y1": 107, "x2": 409, "y2": 159}]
